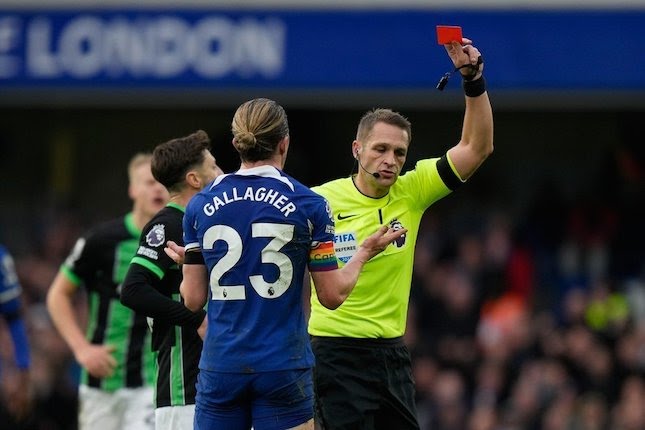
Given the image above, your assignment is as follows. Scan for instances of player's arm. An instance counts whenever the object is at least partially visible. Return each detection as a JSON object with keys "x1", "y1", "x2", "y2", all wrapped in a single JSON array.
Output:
[
  {"x1": 443, "y1": 38, "x2": 494, "y2": 181},
  {"x1": 46, "y1": 270, "x2": 116, "y2": 378},
  {"x1": 121, "y1": 263, "x2": 206, "y2": 327},
  {"x1": 163, "y1": 241, "x2": 208, "y2": 336},
  {"x1": 2, "y1": 300, "x2": 30, "y2": 372},
  {"x1": 180, "y1": 248, "x2": 208, "y2": 312},
  {"x1": 310, "y1": 225, "x2": 407, "y2": 309},
  {"x1": 0, "y1": 296, "x2": 32, "y2": 420},
  {"x1": 0, "y1": 247, "x2": 32, "y2": 420},
  {"x1": 0, "y1": 250, "x2": 30, "y2": 373},
  {"x1": 180, "y1": 202, "x2": 209, "y2": 313}
]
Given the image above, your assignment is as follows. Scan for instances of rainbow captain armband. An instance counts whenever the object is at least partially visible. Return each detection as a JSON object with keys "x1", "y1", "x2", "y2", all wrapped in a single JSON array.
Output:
[{"x1": 308, "y1": 241, "x2": 339, "y2": 272}]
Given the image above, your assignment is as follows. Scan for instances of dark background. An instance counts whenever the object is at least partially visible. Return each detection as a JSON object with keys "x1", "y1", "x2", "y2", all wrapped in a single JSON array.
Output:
[{"x1": 0, "y1": 106, "x2": 639, "y2": 251}]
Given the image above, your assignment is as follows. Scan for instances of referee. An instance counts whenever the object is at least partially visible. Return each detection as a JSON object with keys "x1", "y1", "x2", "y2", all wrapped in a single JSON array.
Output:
[{"x1": 309, "y1": 35, "x2": 493, "y2": 429}]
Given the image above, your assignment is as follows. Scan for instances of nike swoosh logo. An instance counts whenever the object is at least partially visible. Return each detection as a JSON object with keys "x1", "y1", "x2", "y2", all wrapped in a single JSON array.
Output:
[{"x1": 337, "y1": 213, "x2": 357, "y2": 220}]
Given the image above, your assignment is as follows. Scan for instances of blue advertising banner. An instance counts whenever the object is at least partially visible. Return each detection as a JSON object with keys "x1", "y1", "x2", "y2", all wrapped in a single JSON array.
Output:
[{"x1": 0, "y1": 8, "x2": 643, "y2": 91}]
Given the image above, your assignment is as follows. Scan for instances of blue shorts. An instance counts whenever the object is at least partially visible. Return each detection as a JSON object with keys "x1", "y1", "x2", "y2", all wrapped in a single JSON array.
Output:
[{"x1": 194, "y1": 368, "x2": 313, "y2": 430}]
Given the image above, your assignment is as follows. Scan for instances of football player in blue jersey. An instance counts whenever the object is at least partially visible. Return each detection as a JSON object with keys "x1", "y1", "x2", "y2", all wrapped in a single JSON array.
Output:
[{"x1": 180, "y1": 98, "x2": 406, "y2": 430}]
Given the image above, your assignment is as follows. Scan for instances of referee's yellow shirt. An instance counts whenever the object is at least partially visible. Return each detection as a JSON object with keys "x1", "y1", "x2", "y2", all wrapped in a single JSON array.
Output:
[{"x1": 309, "y1": 158, "x2": 456, "y2": 338}]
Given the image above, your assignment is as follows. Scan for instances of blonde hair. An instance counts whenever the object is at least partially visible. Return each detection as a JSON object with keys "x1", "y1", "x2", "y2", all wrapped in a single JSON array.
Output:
[
  {"x1": 127, "y1": 153, "x2": 152, "y2": 183},
  {"x1": 231, "y1": 98, "x2": 289, "y2": 162}
]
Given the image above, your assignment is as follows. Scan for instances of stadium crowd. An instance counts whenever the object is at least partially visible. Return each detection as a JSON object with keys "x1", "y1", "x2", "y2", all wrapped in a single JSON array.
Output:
[{"x1": 0, "y1": 140, "x2": 643, "y2": 430}]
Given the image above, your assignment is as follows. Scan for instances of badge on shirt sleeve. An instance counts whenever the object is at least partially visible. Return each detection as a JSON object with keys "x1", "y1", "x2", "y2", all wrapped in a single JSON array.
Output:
[
  {"x1": 146, "y1": 224, "x2": 166, "y2": 247},
  {"x1": 333, "y1": 231, "x2": 358, "y2": 264},
  {"x1": 324, "y1": 199, "x2": 334, "y2": 222}
]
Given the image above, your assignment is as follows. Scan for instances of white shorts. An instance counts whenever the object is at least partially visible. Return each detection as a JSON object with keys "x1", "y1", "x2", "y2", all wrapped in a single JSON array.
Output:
[
  {"x1": 78, "y1": 385, "x2": 155, "y2": 430},
  {"x1": 155, "y1": 404, "x2": 195, "y2": 430}
]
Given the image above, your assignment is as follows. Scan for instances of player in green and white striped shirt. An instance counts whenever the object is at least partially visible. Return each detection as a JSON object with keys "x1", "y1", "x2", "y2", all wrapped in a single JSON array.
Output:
[
  {"x1": 47, "y1": 153, "x2": 168, "y2": 430},
  {"x1": 121, "y1": 130, "x2": 222, "y2": 429}
]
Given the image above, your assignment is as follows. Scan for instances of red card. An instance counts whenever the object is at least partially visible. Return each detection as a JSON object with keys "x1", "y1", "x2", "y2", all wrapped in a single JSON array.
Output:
[{"x1": 436, "y1": 25, "x2": 462, "y2": 45}]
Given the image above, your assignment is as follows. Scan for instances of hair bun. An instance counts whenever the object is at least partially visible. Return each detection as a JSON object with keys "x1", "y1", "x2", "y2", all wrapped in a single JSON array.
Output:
[{"x1": 235, "y1": 131, "x2": 257, "y2": 150}]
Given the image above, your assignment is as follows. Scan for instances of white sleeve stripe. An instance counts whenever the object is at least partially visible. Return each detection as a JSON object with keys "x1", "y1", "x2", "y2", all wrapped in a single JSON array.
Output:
[{"x1": 185, "y1": 242, "x2": 201, "y2": 251}]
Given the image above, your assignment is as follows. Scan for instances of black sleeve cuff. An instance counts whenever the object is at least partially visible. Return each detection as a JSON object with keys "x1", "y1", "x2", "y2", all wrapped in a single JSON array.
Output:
[
  {"x1": 185, "y1": 249, "x2": 205, "y2": 265},
  {"x1": 437, "y1": 154, "x2": 464, "y2": 191}
]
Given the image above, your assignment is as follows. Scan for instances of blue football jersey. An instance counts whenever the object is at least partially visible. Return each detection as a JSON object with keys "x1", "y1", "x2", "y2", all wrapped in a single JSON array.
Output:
[
  {"x1": 183, "y1": 166, "x2": 336, "y2": 373},
  {"x1": 0, "y1": 244, "x2": 30, "y2": 371},
  {"x1": 0, "y1": 245, "x2": 21, "y2": 310}
]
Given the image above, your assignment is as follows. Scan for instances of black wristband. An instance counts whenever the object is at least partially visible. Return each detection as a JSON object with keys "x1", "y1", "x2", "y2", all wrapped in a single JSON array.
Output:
[
  {"x1": 463, "y1": 76, "x2": 486, "y2": 97},
  {"x1": 460, "y1": 55, "x2": 483, "y2": 81},
  {"x1": 185, "y1": 249, "x2": 205, "y2": 265}
]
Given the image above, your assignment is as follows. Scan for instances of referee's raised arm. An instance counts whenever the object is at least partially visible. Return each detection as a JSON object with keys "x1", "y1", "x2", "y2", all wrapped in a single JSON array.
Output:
[{"x1": 445, "y1": 37, "x2": 494, "y2": 181}]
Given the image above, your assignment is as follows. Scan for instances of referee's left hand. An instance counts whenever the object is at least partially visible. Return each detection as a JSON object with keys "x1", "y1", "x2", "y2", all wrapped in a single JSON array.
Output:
[{"x1": 444, "y1": 37, "x2": 484, "y2": 80}]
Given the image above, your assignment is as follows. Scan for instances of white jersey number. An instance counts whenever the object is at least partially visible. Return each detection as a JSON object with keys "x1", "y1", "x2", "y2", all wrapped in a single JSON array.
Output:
[{"x1": 202, "y1": 223, "x2": 295, "y2": 301}]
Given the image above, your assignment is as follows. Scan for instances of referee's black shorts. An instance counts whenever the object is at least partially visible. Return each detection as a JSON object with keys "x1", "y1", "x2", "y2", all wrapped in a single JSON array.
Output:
[{"x1": 311, "y1": 336, "x2": 419, "y2": 430}]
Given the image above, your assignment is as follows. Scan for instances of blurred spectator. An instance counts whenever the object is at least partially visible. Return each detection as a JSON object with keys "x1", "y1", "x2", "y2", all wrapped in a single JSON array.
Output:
[
  {"x1": 472, "y1": 358, "x2": 507, "y2": 410},
  {"x1": 568, "y1": 391, "x2": 609, "y2": 430},
  {"x1": 609, "y1": 375, "x2": 645, "y2": 430},
  {"x1": 423, "y1": 369, "x2": 469, "y2": 430},
  {"x1": 584, "y1": 280, "x2": 629, "y2": 336}
]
